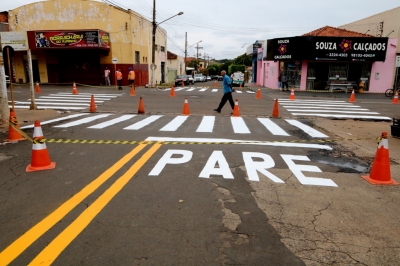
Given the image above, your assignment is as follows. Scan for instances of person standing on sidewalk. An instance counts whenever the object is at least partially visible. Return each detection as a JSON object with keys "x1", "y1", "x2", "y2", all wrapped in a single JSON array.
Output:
[
  {"x1": 281, "y1": 74, "x2": 288, "y2": 91},
  {"x1": 128, "y1": 67, "x2": 135, "y2": 86},
  {"x1": 116, "y1": 69, "x2": 123, "y2": 90},
  {"x1": 104, "y1": 67, "x2": 111, "y2": 86},
  {"x1": 214, "y1": 70, "x2": 234, "y2": 114}
]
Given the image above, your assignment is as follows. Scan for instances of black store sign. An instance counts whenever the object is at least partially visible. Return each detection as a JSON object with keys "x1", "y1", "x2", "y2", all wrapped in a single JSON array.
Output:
[{"x1": 267, "y1": 36, "x2": 388, "y2": 62}]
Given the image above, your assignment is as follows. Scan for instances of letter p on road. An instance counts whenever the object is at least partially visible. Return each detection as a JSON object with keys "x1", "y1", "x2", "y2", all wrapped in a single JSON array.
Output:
[{"x1": 148, "y1": 150, "x2": 193, "y2": 176}]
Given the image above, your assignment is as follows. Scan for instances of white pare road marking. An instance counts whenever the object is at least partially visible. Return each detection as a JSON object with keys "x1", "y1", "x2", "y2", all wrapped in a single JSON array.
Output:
[
  {"x1": 88, "y1": 115, "x2": 136, "y2": 129},
  {"x1": 149, "y1": 150, "x2": 338, "y2": 187},
  {"x1": 123, "y1": 115, "x2": 163, "y2": 130},
  {"x1": 212, "y1": 89, "x2": 218, "y2": 92},
  {"x1": 292, "y1": 113, "x2": 392, "y2": 121},
  {"x1": 285, "y1": 119, "x2": 328, "y2": 138},
  {"x1": 199, "y1": 88, "x2": 207, "y2": 92},
  {"x1": 257, "y1": 118, "x2": 289, "y2": 136},
  {"x1": 54, "y1": 114, "x2": 112, "y2": 128},
  {"x1": 20, "y1": 114, "x2": 89, "y2": 129},
  {"x1": 186, "y1": 88, "x2": 196, "y2": 91},
  {"x1": 196, "y1": 116, "x2": 215, "y2": 133},
  {"x1": 159, "y1": 116, "x2": 188, "y2": 131},
  {"x1": 231, "y1": 117, "x2": 251, "y2": 134}
]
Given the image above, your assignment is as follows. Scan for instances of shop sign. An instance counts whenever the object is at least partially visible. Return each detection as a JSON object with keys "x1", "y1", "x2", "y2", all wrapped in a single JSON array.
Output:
[
  {"x1": 253, "y1": 42, "x2": 262, "y2": 54},
  {"x1": 0, "y1": 32, "x2": 28, "y2": 51},
  {"x1": 29, "y1": 30, "x2": 110, "y2": 49},
  {"x1": 267, "y1": 36, "x2": 388, "y2": 62}
]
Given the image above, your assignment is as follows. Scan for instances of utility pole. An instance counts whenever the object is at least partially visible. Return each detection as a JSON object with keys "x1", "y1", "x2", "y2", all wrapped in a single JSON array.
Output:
[
  {"x1": 0, "y1": 50, "x2": 9, "y2": 125},
  {"x1": 184, "y1": 32, "x2": 187, "y2": 75},
  {"x1": 151, "y1": 0, "x2": 156, "y2": 86},
  {"x1": 196, "y1": 43, "x2": 203, "y2": 70}
]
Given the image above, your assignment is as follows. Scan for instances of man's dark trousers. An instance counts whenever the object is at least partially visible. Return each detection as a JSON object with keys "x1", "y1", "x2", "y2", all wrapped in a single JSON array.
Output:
[{"x1": 216, "y1": 92, "x2": 234, "y2": 112}]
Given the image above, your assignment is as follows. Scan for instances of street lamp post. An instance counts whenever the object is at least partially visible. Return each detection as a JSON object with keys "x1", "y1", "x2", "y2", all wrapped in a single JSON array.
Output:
[
  {"x1": 184, "y1": 38, "x2": 202, "y2": 74},
  {"x1": 151, "y1": 0, "x2": 183, "y2": 86}
]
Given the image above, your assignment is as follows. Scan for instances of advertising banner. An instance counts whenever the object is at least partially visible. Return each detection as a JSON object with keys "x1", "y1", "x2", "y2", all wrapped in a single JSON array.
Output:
[
  {"x1": 267, "y1": 36, "x2": 388, "y2": 62},
  {"x1": 0, "y1": 31, "x2": 28, "y2": 51}
]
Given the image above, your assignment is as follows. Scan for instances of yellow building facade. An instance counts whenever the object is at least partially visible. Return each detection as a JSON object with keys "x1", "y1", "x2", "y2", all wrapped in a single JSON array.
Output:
[{"x1": 6, "y1": 0, "x2": 168, "y2": 86}]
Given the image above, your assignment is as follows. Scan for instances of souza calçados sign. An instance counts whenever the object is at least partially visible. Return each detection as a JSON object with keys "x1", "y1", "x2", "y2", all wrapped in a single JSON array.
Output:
[
  {"x1": 30, "y1": 30, "x2": 110, "y2": 49},
  {"x1": 267, "y1": 36, "x2": 388, "y2": 62}
]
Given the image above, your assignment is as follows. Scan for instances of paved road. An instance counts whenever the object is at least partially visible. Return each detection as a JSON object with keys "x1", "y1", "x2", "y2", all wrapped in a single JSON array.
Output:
[{"x1": 1, "y1": 83, "x2": 400, "y2": 265}]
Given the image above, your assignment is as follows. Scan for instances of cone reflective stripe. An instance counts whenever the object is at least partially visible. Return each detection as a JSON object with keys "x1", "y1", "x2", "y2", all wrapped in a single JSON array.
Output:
[
  {"x1": 72, "y1": 82, "x2": 78, "y2": 94},
  {"x1": 256, "y1": 88, "x2": 262, "y2": 99},
  {"x1": 6, "y1": 108, "x2": 25, "y2": 142},
  {"x1": 170, "y1": 85, "x2": 176, "y2": 97},
  {"x1": 182, "y1": 97, "x2": 190, "y2": 115},
  {"x1": 89, "y1": 95, "x2": 96, "y2": 112},
  {"x1": 130, "y1": 84, "x2": 136, "y2": 96},
  {"x1": 272, "y1": 99, "x2": 280, "y2": 118},
  {"x1": 289, "y1": 88, "x2": 295, "y2": 100},
  {"x1": 232, "y1": 99, "x2": 240, "y2": 117},
  {"x1": 349, "y1": 89, "x2": 355, "y2": 103},
  {"x1": 361, "y1": 132, "x2": 398, "y2": 185},
  {"x1": 35, "y1": 82, "x2": 41, "y2": 93},
  {"x1": 392, "y1": 91, "x2": 398, "y2": 104},
  {"x1": 26, "y1": 120, "x2": 56, "y2": 172}
]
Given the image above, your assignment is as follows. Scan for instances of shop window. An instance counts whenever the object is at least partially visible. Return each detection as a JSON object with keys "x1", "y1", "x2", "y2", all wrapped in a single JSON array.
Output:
[
  {"x1": 135, "y1": 51, "x2": 140, "y2": 64},
  {"x1": 160, "y1": 46, "x2": 165, "y2": 52}
]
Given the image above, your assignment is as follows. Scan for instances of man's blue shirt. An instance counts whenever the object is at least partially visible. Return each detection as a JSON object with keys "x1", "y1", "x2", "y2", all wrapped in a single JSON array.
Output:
[{"x1": 223, "y1": 75, "x2": 232, "y2": 94}]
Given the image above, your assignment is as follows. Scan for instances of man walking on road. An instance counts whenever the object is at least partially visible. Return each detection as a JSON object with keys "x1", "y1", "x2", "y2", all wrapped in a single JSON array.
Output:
[
  {"x1": 128, "y1": 67, "x2": 135, "y2": 86},
  {"x1": 116, "y1": 69, "x2": 123, "y2": 90},
  {"x1": 214, "y1": 70, "x2": 234, "y2": 114}
]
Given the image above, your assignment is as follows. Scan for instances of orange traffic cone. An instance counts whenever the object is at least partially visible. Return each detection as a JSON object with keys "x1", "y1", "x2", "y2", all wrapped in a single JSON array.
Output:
[
  {"x1": 170, "y1": 85, "x2": 176, "y2": 97},
  {"x1": 232, "y1": 99, "x2": 240, "y2": 117},
  {"x1": 5, "y1": 108, "x2": 25, "y2": 142},
  {"x1": 256, "y1": 88, "x2": 262, "y2": 99},
  {"x1": 89, "y1": 95, "x2": 96, "y2": 112},
  {"x1": 35, "y1": 82, "x2": 41, "y2": 93},
  {"x1": 130, "y1": 84, "x2": 136, "y2": 96},
  {"x1": 392, "y1": 91, "x2": 398, "y2": 104},
  {"x1": 72, "y1": 82, "x2": 78, "y2": 95},
  {"x1": 289, "y1": 88, "x2": 295, "y2": 100},
  {"x1": 182, "y1": 97, "x2": 190, "y2": 115},
  {"x1": 349, "y1": 89, "x2": 355, "y2": 103},
  {"x1": 26, "y1": 120, "x2": 56, "y2": 172},
  {"x1": 214, "y1": 80, "x2": 217, "y2": 88},
  {"x1": 272, "y1": 99, "x2": 280, "y2": 118},
  {"x1": 361, "y1": 132, "x2": 398, "y2": 185},
  {"x1": 138, "y1": 97, "x2": 145, "y2": 114}
]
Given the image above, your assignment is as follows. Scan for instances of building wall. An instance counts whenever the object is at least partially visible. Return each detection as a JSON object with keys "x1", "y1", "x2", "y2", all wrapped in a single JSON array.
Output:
[
  {"x1": 262, "y1": 61, "x2": 280, "y2": 89},
  {"x1": 167, "y1": 54, "x2": 184, "y2": 83},
  {"x1": 6, "y1": 0, "x2": 167, "y2": 85}
]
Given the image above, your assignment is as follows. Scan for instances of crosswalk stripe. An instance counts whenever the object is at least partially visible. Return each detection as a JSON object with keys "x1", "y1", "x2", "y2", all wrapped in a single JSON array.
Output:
[
  {"x1": 54, "y1": 114, "x2": 113, "y2": 128},
  {"x1": 56, "y1": 93, "x2": 122, "y2": 96},
  {"x1": 278, "y1": 100, "x2": 346, "y2": 103},
  {"x1": 37, "y1": 96, "x2": 112, "y2": 100},
  {"x1": 159, "y1": 116, "x2": 188, "y2": 131},
  {"x1": 174, "y1": 88, "x2": 185, "y2": 91},
  {"x1": 196, "y1": 116, "x2": 215, "y2": 132},
  {"x1": 199, "y1": 88, "x2": 207, "y2": 92},
  {"x1": 54, "y1": 93, "x2": 118, "y2": 98},
  {"x1": 231, "y1": 117, "x2": 251, "y2": 134},
  {"x1": 28, "y1": 99, "x2": 105, "y2": 103},
  {"x1": 15, "y1": 101, "x2": 90, "y2": 106},
  {"x1": 10, "y1": 105, "x2": 86, "y2": 110},
  {"x1": 292, "y1": 113, "x2": 392, "y2": 120},
  {"x1": 282, "y1": 103, "x2": 361, "y2": 107},
  {"x1": 88, "y1": 115, "x2": 136, "y2": 129},
  {"x1": 212, "y1": 89, "x2": 218, "y2": 92},
  {"x1": 257, "y1": 118, "x2": 289, "y2": 136},
  {"x1": 186, "y1": 88, "x2": 196, "y2": 91},
  {"x1": 287, "y1": 109, "x2": 379, "y2": 114},
  {"x1": 123, "y1": 115, "x2": 163, "y2": 130},
  {"x1": 281, "y1": 106, "x2": 369, "y2": 110},
  {"x1": 20, "y1": 114, "x2": 89, "y2": 129},
  {"x1": 285, "y1": 119, "x2": 328, "y2": 138}
]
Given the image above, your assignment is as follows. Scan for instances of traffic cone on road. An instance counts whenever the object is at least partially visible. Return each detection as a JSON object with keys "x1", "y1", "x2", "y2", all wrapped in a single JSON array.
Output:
[
  {"x1": 289, "y1": 88, "x2": 295, "y2": 100},
  {"x1": 130, "y1": 84, "x2": 136, "y2": 96},
  {"x1": 361, "y1": 132, "x2": 398, "y2": 185},
  {"x1": 170, "y1": 85, "x2": 176, "y2": 97},
  {"x1": 35, "y1": 82, "x2": 41, "y2": 93},
  {"x1": 138, "y1": 97, "x2": 145, "y2": 114},
  {"x1": 5, "y1": 108, "x2": 25, "y2": 142},
  {"x1": 26, "y1": 120, "x2": 56, "y2": 172},
  {"x1": 256, "y1": 88, "x2": 262, "y2": 99},
  {"x1": 72, "y1": 82, "x2": 78, "y2": 95},
  {"x1": 182, "y1": 97, "x2": 190, "y2": 115},
  {"x1": 89, "y1": 95, "x2": 96, "y2": 113},
  {"x1": 349, "y1": 89, "x2": 356, "y2": 103},
  {"x1": 214, "y1": 80, "x2": 217, "y2": 88},
  {"x1": 232, "y1": 99, "x2": 240, "y2": 117},
  {"x1": 272, "y1": 99, "x2": 280, "y2": 118},
  {"x1": 392, "y1": 91, "x2": 399, "y2": 104},
  {"x1": 181, "y1": 80, "x2": 184, "y2": 87}
]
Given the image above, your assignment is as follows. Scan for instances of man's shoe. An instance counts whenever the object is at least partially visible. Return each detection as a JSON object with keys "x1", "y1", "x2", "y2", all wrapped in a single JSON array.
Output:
[{"x1": 214, "y1": 109, "x2": 220, "y2": 113}]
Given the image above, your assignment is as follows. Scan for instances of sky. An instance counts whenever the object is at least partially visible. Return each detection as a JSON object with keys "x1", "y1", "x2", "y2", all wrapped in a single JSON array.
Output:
[{"x1": 2, "y1": 0, "x2": 400, "y2": 60}]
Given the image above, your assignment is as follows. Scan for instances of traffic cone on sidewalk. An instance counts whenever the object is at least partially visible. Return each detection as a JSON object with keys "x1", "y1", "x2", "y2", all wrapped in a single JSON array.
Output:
[
  {"x1": 182, "y1": 97, "x2": 190, "y2": 115},
  {"x1": 26, "y1": 120, "x2": 56, "y2": 172},
  {"x1": 392, "y1": 91, "x2": 399, "y2": 104},
  {"x1": 232, "y1": 99, "x2": 240, "y2": 117},
  {"x1": 35, "y1": 82, "x2": 41, "y2": 93},
  {"x1": 89, "y1": 95, "x2": 96, "y2": 112},
  {"x1": 130, "y1": 84, "x2": 136, "y2": 96},
  {"x1": 289, "y1": 88, "x2": 295, "y2": 100},
  {"x1": 256, "y1": 88, "x2": 262, "y2": 99},
  {"x1": 72, "y1": 82, "x2": 78, "y2": 95},
  {"x1": 272, "y1": 99, "x2": 280, "y2": 118},
  {"x1": 349, "y1": 89, "x2": 356, "y2": 103},
  {"x1": 138, "y1": 97, "x2": 145, "y2": 114},
  {"x1": 361, "y1": 132, "x2": 398, "y2": 185},
  {"x1": 170, "y1": 85, "x2": 176, "y2": 97},
  {"x1": 5, "y1": 108, "x2": 25, "y2": 142}
]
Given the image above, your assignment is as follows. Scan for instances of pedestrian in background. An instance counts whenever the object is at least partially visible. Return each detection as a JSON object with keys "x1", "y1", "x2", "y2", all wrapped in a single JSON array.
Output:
[
  {"x1": 104, "y1": 67, "x2": 110, "y2": 86},
  {"x1": 214, "y1": 70, "x2": 234, "y2": 114},
  {"x1": 128, "y1": 67, "x2": 135, "y2": 86},
  {"x1": 116, "y1": 69, "x2": 123, "y2": 90},
  {"x1": 278, "y1": 73, "x2": 282, "y2": 90},
  {"x1": 281, "y1": 74, "x2": 288, "y2": 91}
]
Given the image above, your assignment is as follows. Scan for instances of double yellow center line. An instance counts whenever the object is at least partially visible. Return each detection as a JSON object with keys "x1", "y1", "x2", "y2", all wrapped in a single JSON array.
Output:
[{"x1": 0, "y1": 143, "x2": 162, "y2": 265}]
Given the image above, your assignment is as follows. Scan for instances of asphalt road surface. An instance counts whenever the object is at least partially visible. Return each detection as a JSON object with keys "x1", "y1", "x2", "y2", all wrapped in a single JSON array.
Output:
[{"x1": 1, "y1": 82, "x2": 400, "y2": 265}]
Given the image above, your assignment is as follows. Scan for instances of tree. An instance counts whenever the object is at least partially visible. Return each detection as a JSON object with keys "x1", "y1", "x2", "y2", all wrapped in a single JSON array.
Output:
[
  {"x1": 220, "y1": 60, "x2": 233, "y2": 74},
  {"x1": 207, "y1": 64, "x2": 220, "y2": 75},
  {"x1": 188, "y1": 59, "x2": 200, "y2": 70},
  {"x1": 234, "y1": 53, "x2": 252, "y2": 66}
]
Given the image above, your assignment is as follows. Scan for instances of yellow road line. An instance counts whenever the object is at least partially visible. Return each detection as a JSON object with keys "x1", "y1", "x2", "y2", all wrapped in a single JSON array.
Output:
[
  {"x1": 0, "y1": 144, "x2": 147, "y2": 265},
  {"x1": 29, "y1": 143, "x2": 162, "y2": 266}
]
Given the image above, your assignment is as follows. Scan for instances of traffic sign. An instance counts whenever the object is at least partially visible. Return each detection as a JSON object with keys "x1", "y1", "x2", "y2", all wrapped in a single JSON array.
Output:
[{"x1": 112, "y1": 58, "x2": 118, "y2": 64}]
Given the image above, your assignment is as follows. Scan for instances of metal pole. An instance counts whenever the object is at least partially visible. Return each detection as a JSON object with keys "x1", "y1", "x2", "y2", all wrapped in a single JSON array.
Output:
[
  {"x1": 6, "y1": 48, "x2": 14, "y2": 109},
  {"x1": 151, "y1": 0, "x2": 156, "y2": 86},
  {"x1": 27, "y1": 49, "x2": 36, "y2": 110},
  {"x1": 0, "y1": 53, "x2": 10, "y2": 125},
  {"x1": 184, "y1": 32, "x2": 187, "y2": 75}
]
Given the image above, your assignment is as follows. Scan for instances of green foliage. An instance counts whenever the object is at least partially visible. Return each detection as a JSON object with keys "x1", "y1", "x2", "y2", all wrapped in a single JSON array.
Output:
[
  {"x1": 207, "y1": 64, "x2": 220, "y2": 75},
  {"x1": 220, "y1": 60, "x2": 233, "y2": 74},
  {"x1": 188, "y1": 59, "x2": 200, "y2": 69},
  {"x1": 233, "y1": 53, "x2": 252, "y2": 66},
  {"x1": 229, "y1": 65, "x2": 246, "y2": 74}
]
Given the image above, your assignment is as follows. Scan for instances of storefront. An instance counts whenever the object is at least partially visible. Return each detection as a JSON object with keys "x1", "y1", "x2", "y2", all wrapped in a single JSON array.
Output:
[{"x1": 263, "y1": 35, "x2": 398, "y2": 93}]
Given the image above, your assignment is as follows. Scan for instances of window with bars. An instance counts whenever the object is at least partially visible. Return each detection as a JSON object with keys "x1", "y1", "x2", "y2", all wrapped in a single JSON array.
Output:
[
  {"x1": 135, "y1": 51, "x2": 140, "y2": 64},
  {"x1": 160, "y1": 46, "x2": 165, "y2": 52}
]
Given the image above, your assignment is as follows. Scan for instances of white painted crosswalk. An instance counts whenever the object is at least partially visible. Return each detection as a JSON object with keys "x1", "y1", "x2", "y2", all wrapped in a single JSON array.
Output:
[
  {"x1": 278, "y1": 99, "x2": 391, "y2": 120},
  {"x1": 9, "y1": 92, "x2": 123, "y2": 111}
]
